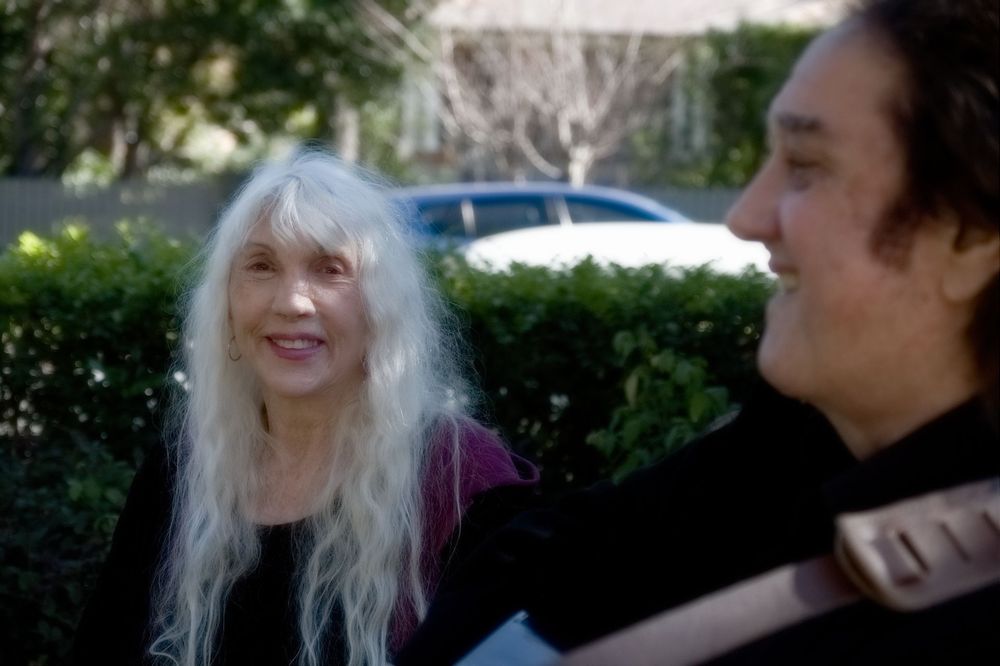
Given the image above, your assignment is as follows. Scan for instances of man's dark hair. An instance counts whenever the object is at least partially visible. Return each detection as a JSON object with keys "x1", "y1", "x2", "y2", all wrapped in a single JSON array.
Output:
[{"x1": 857, "y1": 0, "x2": 999, "y2": 412}]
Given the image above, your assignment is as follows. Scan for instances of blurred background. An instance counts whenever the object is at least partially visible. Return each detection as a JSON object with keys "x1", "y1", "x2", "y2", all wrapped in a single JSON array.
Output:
[
  {"x1": 1, "y1": 1, "x2": 849, "y2": 664},
  {"x1": 1, "y1": 0, "x2": 849, "y2": 244}
]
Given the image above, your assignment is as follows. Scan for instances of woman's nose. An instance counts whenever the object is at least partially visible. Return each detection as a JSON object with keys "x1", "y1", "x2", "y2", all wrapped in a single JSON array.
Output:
[
  {"x1": 725, "y1": 165, "x2": 780, "y2": 243},
  {"x1": 273, "y1": 276, "x2": 316, "y2": 318}
]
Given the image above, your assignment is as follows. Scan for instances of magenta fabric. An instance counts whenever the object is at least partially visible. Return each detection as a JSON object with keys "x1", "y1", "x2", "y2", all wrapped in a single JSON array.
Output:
[
  {"x1": 390, "y1": 418, "x2": 539, "y2": 648},
  {"x1": 423, "y1": 418, "x2": 540, "y2": 556}
]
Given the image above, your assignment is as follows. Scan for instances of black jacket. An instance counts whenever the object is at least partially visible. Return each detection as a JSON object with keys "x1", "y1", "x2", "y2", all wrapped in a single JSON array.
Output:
[
  {"x1": 397, "y1": 385, "x2": 1000, "y2": 665},
  {"x1": 71, "y1": 440, "x2": 538, "y2": 665}
]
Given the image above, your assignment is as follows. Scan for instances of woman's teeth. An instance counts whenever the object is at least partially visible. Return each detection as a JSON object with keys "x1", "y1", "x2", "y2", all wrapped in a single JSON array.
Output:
[{"x1": 273, "y1": 338, "x2": 319, "y2": 349}]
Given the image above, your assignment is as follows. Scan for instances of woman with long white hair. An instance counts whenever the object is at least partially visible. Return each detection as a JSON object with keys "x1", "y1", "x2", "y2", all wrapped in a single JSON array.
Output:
[{"x1": 72, "y1": 149, "x2": 538, "y2": 665}]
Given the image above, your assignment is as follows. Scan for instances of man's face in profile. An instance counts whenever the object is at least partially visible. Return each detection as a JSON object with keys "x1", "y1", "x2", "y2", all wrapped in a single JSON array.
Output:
[{"x1": 725, "y1": 24, "x2": 965, "y2": 437}]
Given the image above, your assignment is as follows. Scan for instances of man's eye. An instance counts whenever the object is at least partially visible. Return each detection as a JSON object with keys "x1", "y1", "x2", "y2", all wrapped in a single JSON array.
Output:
[
  {"x1": 786, "y1": 159, "x2": 817, "y2": 188},
  {"x1": 248, "y1": 261, "x2": 272, "y2": 271}
]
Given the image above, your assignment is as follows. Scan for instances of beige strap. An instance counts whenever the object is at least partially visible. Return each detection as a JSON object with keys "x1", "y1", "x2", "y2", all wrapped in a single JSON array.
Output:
[
  {"x1": 563, "y1": 478, "x2": 1000, "y2": 666},
  {"x1": 561, "y1": 555, "x2": 857, "y2": 666},
  {"x1": 836, "y1": 477, "x2": 1000, "y2": 611}
]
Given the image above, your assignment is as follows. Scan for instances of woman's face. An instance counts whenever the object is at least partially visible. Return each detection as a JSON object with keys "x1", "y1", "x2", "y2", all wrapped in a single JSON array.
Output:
[{"x1": 228, "y1": 222, "x2": 368, "y2": 404}]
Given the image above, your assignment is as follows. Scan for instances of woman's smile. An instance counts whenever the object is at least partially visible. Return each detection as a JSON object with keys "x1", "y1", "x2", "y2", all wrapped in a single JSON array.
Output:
[{"x1": 267, "y1": 334, "x2": 325, "y2": 360}]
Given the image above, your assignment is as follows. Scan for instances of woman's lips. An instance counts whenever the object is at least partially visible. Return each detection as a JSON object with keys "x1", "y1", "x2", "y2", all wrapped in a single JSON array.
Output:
[{"x1": 267, "y1": 336, "x2": 324, "y2": 360}]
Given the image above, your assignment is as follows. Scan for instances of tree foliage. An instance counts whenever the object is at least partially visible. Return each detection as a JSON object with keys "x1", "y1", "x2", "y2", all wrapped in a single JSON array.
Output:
[
  {"x1": 0, "y1": 0, "x2": 411, "y2": 178},
  {"x1": 633, "y1": 22, "x2": 818, "y2": 188}
]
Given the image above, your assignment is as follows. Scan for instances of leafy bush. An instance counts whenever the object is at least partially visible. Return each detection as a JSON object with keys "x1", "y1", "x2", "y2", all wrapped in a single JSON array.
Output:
[
  {"x1": 436, "y1": 256, "x2": 772, "y2": 495},
  {"x1": 1, "y1": 223, "x2": 195, "y2": 664},
  {"x1": 1, "y1": 225, "x2": 772, "y2": 663},
  {"x1": 1, "y1": 439, "x2": 135, "y2": 665},
  {"x1": 0, "y1": 223, "x2": 195, "y2": 461},
  {"x1": 587, "y1": 329, "x2": 734, "y2": 482}
]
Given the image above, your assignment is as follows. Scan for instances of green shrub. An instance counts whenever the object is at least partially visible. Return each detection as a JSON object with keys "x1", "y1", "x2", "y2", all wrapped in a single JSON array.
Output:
[
  {"x1": 1, "y1": 222, "x2": 196, "y2": 664},
  {"x1": 436, "y1": 256, "x2": 772, "y2": 495},
  {"x1": 1, "y1": 438, "x2": 135, "y2": 665},
  {"x1": 0, "y1": 222, "x2": 195, "y2": 462},
  {"x1": 1, "y1": 225, "x2": 772, "y2": 663},
  {"x1": 588, "y1": 329, "x2": 734, "y2": 482}
]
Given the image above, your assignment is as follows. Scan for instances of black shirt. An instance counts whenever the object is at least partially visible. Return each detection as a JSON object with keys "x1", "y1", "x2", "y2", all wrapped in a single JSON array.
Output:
[
  {"x1": 397, "y1": 384, "x2": 1000, "y2": 665},
  {"x1": 71, "y1": 441, "x2": 538, "y2": 665}
]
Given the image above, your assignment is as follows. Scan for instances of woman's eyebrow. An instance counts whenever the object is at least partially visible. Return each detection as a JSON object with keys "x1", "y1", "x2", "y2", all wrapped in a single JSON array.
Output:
[
  {"x1": 241, "y1": 242, "x2": 274, "y2": 253},
  {"x1": 312, "y1": 246, "x2": 351, "y2": 260}
]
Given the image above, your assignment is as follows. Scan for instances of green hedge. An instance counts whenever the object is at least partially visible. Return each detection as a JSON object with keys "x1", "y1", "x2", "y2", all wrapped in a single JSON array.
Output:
[
  {"x1": 1, "y1": 224, "x2": 772, "y2": 663},
  {"x1": 439, "y1": 256, "x2": 771, "y2": 493},
  {"x1": 1, "y1": 223, "x2": 194, "y2": 665},
  {"x1": 1, "y1": 223, "x2": 192, "y2": 461}
]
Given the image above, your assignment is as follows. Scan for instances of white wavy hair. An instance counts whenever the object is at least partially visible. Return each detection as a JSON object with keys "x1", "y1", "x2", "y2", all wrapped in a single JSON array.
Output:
[{"x1": 150, "y1": 149, "x2": 467, "y2": 666}]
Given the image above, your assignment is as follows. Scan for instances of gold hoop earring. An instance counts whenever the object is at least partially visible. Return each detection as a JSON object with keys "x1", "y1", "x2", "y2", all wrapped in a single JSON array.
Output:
[{"x1": 228, "y1": 336, "x2": 242, "y2": 362}]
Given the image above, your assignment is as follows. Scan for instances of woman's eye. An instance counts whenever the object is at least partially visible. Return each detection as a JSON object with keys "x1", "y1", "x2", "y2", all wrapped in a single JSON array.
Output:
[
  {"x1": 242, "y1": 259, "x2": 274, "y2": 275},
  {"x1": 319, "y1": 259, "x2": 348, "y2": 276}
]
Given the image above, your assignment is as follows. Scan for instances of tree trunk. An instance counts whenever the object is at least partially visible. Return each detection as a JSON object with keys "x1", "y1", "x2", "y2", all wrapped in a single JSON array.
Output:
[
  {"x1": 568, "y1": 145, "x2": 594, "y2": 186},
  {"x1": 335, "y1": 102, "x2": 360, "y2": 163}
]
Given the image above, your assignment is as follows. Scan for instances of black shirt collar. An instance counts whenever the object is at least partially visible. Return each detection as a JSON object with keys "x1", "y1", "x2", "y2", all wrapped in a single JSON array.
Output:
[{"x1": 820, "y1": 398, "x2": 999, "y2": 514}]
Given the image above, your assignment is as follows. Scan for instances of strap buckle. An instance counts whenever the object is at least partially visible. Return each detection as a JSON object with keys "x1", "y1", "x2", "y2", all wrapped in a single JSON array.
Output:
[{"x1": 835, "y1": 477, "x2": 1000, "y2": 611}]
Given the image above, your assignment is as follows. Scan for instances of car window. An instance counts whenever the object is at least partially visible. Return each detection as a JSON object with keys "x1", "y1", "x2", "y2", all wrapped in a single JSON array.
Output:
[
  {"x1": 565, "y1": 198, "x2": 661, "y2": 223},
  {"x1": 471, "y1": 198, "x2": 553, "y2": 238},
  {"x1": 418, "y1": 201, "x2": 467, "y2": 237}
]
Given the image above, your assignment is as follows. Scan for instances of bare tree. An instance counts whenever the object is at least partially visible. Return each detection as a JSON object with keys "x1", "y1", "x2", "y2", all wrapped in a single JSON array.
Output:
[{"x1": 360, "y1": 0, "x2": 682, "y2": 184}]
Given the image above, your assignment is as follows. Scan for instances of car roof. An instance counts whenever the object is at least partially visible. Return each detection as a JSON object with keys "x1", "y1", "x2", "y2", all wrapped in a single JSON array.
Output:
[{"x1": 392, "y1": 181, "x2": 688, "y2": 221}]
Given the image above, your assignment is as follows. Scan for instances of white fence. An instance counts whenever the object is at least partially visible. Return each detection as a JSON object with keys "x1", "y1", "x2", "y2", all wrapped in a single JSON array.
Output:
[
  {"x1": 0, "y1": 178, "x2": 240, "y2": 247},
  {"x1": 0, "y1": 178, "x2": 742, "y2": 247}
]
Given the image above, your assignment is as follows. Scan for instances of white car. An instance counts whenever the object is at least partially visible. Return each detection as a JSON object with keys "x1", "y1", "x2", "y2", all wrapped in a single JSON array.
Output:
[{"x1": 461, "y1": 221, "x2": 770, "y2": 274}]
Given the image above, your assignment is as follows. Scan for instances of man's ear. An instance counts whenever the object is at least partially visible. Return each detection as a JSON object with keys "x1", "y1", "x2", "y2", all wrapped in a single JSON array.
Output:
[{"x1": 942, "y1": 224, "x2": 1000, "y2": 302}]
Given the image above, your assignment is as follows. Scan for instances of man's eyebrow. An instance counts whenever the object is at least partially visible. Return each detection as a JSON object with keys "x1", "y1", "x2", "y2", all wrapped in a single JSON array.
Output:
[{"x1": 772, "y1": 111, "x2": 827, "y2": 136}]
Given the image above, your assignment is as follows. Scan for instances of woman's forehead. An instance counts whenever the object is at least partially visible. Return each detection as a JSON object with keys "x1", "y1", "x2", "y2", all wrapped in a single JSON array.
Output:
[{"x1": 240, "y1": 219, "x2": 356, "y2": 260}]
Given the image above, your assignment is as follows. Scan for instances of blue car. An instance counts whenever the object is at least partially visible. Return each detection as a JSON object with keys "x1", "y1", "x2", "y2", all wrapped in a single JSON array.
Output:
[{"x1": 392, "y1": 182, "x2": 689, "y2": 243}]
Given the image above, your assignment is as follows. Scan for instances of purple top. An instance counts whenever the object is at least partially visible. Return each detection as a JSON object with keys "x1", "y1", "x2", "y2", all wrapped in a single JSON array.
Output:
[
  {"x1": 391, "y1": 418, "x2": 539, "y2": 647},
  {"x1": 423, "y1": 418, "x2": 539, "y2": 555}
]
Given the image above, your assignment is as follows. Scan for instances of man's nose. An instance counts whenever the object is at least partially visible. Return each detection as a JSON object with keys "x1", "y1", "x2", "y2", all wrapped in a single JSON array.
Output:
[{"x1": 725, "y1": 165, "x2": 780, "y2": 243}]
